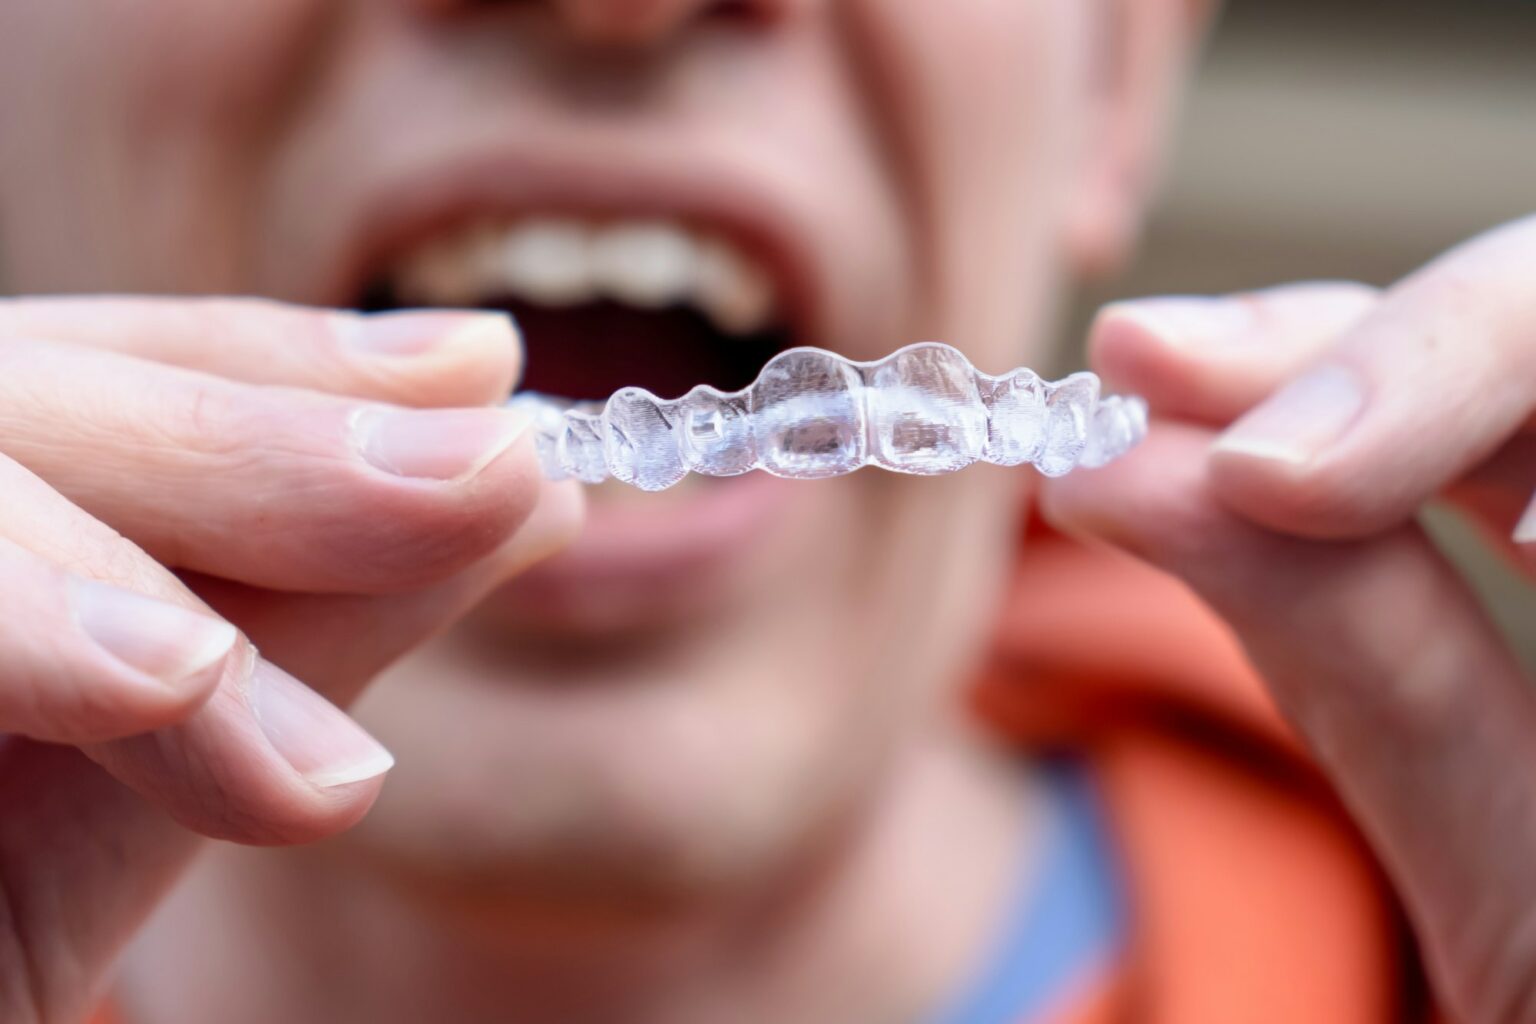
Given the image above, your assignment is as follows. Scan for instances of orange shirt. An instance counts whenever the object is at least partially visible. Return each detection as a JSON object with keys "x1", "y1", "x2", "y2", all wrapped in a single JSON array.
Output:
[{"x1": 976, "y1": 523, "x2": 1428, "y2": 1022}]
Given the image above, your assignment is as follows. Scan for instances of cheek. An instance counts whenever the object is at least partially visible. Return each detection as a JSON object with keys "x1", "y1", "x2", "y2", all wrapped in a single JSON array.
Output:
[
  {"x1": 841, "y1": 0, "x2": 1094, "y2": 363},
  {"x1": 0, "y1": 0, "x2": 331, "y2": 291},
  {"x1": 26, "y1": 1, "x2": 330, "y2": 122}
]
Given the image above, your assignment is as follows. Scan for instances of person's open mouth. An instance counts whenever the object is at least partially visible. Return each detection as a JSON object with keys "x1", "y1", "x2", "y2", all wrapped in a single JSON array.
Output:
[
  {"x1": 344, "y1": 190, "x2": 824, "y2": 635},
  {"x1": 359, "y1": 215, "x2": 795, "y2": 405}
]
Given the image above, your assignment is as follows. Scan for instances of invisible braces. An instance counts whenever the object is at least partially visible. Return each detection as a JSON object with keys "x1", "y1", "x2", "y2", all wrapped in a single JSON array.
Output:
[{"x1": 511, "y1": 343, "x2": 1147, "y2": 492}]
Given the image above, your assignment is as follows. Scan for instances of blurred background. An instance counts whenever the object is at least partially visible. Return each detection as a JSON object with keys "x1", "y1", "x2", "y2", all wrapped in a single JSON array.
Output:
[{"x1": 1075, "y1": 0, "x2": 1536, "y2": 665}]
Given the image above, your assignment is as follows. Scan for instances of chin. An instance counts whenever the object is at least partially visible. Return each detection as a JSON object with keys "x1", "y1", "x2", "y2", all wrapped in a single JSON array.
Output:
[
  {"x1": 342, "y1": 615, "x2": 888, "y2": 916},
  {"x1": 344, "y1": 742, "x2": 864, "y2": 923}
]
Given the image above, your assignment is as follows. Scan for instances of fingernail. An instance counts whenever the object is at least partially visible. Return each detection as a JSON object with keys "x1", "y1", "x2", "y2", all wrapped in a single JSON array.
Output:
[
  {"x1": 248, "y1": 659, "x2": 394, "y2": 788},
  {"x1": 1214, "y1": 363, "x2": 1367, "y2": 466},
  {"x1": 1104, "y1": 297, "x2": 1255, "y2": 349},
  {"x1": 70, "y1": 578, "x2": 238, "y2": 689},
  {"x1": 1514, "y1": 494, "x2": 1536, "y2": 546},
  {"x1": 336, "y1": 310, "x2": 516, "y2": 358},
  {"x1": 350, "y1": 407, "x2": 531, "y2": 481}
]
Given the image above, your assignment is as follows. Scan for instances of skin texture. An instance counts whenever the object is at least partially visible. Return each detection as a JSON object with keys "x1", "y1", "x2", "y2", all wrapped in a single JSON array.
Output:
[
  {"x1": 0, "y1": 3, "x2": 1208, "y2": 1021},
  {"x1": 6, "y1": 1, "x2": 1533, "y2": 1023},
  {"x1": 1045, "y1": 228, "x2": 1536, "y2": 1023}
]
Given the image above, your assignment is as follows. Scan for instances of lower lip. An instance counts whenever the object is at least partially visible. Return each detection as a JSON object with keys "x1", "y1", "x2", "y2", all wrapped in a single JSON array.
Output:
[{"x1": 483, "y1": 471, "x2": 799, "y2": 634}]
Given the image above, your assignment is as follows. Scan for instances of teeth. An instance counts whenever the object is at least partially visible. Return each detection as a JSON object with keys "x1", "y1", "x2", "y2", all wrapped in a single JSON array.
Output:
[
  {"x1": 695, "y1": 238, "x2": 774, "y2": 335},
  {"x1": 590, "y1": 221, "x2": 697, "y2": 309},
  {"x1": 500, "y1": 218, "x2": 596, "y2": 307},
  {"x1": 397, "y1": 237, "x2": 483, "y2": 308},
  {"x1": 391, "y1": 216, "x2": 779, "y2": 335}
]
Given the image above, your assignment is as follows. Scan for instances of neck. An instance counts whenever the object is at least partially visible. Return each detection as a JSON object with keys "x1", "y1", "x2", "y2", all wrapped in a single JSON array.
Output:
[{"x1": 119, "y1": 724, "x2": 1043, "y2": 1024}]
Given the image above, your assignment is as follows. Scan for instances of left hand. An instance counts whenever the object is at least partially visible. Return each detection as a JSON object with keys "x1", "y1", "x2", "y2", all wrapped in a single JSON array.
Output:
[
  {"x1": 0, "y1": 298, "x2": 582, "y2": 1022},
  {"x1": 1041, "y1": 215, "x2": 1536, "y2": 1024}
]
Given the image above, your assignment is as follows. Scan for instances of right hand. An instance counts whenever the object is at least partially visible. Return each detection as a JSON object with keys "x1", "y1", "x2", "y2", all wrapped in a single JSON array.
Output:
[{"x1": 0, "y1": 297, "x2": 582, "y2": 1023}]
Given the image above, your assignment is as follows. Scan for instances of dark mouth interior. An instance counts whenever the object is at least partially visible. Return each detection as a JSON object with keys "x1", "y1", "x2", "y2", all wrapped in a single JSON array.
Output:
[{"x1": 362, "y1": 283, "x2": 791, "y2": 403}]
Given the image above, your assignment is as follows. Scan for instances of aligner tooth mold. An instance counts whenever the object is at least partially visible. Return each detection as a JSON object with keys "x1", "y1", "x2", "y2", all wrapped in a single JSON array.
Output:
[{"x1": 510, "y1": 342, "x2": 1148, "y2": 492}]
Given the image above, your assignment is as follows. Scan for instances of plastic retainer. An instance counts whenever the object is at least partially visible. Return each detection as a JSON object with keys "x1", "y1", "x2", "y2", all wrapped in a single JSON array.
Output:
[{"x1": 510, "y1": 342, "x2": 1147, "y2": 492}]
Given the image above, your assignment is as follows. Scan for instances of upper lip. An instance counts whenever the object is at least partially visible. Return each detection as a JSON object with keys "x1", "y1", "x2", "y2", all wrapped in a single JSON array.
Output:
[{"x1": 327, "y1": 142, "x2": 824, "y2": 342}]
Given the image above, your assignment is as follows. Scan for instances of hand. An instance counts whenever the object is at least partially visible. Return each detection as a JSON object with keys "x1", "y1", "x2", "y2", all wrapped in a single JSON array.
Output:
[
  {"x1": 1043, "y1": 215, "x2": 1536, "y2": 1023},
  {"x1": 0, "y1": 298, "x2": 582, "y2": 1022}
]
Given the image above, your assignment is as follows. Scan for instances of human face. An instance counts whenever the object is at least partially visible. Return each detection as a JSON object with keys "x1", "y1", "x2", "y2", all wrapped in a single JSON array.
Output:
[{"x1": 0, "y1": 1, "x2": 1172, "y2": 907}]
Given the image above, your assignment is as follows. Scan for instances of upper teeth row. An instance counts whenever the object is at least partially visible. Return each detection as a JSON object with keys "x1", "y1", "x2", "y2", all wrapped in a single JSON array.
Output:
[{"x1": 392, "y1": 217, "x2": 778, "y2": 336}]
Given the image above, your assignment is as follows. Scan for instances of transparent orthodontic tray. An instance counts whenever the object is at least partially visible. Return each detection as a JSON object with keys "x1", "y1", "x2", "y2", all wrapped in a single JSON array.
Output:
[{"x1": 511, "y1": 342, "x2": 1147, "y2": 492}]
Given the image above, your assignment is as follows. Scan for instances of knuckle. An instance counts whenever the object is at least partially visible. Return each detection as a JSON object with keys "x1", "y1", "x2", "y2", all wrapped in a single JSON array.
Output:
[
  {"x1": 149, "y1": 375, "x2": 250, "y2": 461},
  {"x1": 168, "y1": 384, "x2": 338, "y2": 491}
]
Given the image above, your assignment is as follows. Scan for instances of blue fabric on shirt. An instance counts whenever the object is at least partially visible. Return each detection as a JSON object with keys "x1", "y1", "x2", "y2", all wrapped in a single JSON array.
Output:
[{"x1": 929, "y1": 762, "x2": 1124, "y2": 1024}]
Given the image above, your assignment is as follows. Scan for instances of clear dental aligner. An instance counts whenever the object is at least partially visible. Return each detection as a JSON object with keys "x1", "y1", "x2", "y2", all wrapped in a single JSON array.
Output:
[{"x1": 511, "y1": 342, "x2": 1148, "y2": 492}]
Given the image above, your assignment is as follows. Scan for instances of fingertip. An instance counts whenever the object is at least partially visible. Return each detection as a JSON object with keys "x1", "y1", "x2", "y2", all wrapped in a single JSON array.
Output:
[
  {"x1": 1208, "y1": 435, "x2": 1398, "y2": 542},
  {"x1": 1040, "y1": 423, "x2": 1224, "y2": 565},
  {"x1": 1089, "y1": 298, "x2": 1261, "y2": 422},
  {"x1": 246, "y1": 657, "x2": 394, "y2": 790},
  {"x1": 1088, "y1": 284, "x2": 1381, "y2": 425},
  {"x1": 168, "y1": 766, "x2": 389, "y2": 847},
  {"x1": 418, "y1": 310, "x2": 523, "y2": 405},
  {"x1": 349, "y1": 404, "x2": 533, "y2": 484},
  {"x1": 1035, "y1": 458, "x2": 1115, "y2": 542},
  {"x1": 87, "y1": 654, "x2": 395, "y2": 846},
  {"x1": 370, "y1": 425, "x2": 548, "y2": 586},
  {"x1": 1087, "y1": 301, "x2": 1169, "y2": 392},
  {"x1": 1202, "y1": 357, "x2": 1409, "y2": 540},
  {"x1": 1091, "y1": 296, "x2": 1253, "y2": 363},
  {"x1": 1046, "y1": 425, "x2": 1359, "y2": 620},
  {"x1": 224, "y1": 409, "x2": 545, "y2": 595},
  {"x1": 337, "y1": 309, "x2": 521, "y2": 407},
  {"x1": 13, "y1": 579, "x2": 237, "y2": 745},
  {"x1": 70, "y1": 577, "x2": 238, "y2": 692}
]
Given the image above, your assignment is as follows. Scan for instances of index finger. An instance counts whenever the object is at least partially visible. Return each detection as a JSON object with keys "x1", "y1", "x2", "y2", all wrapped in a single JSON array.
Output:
[
  {"x1": 1208, "y1": 216, "x2": 1536, "y2": 539},
  {"x1": 0, "y1": 296, "x2": 521, "y2": 407}
]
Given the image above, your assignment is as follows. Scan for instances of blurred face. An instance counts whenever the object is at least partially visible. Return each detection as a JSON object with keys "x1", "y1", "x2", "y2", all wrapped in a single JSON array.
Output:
[{"x1": 0, "y1": 1, "x2": 1166, "y2": 910}]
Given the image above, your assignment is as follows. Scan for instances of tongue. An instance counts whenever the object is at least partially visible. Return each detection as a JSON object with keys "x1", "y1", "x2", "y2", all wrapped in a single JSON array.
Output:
[{"x1": 509, "y1": 300, "x2": 787, "y2": 403}]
